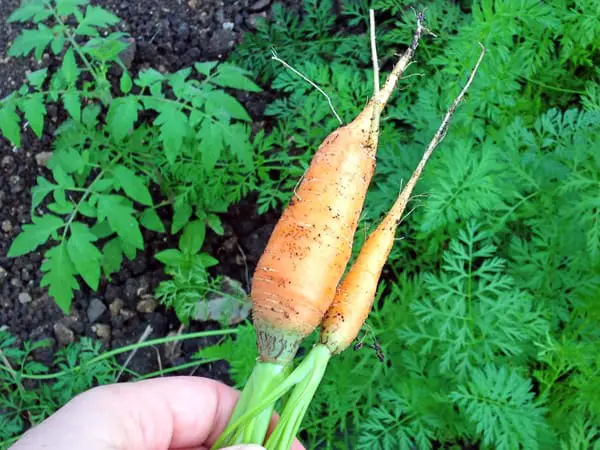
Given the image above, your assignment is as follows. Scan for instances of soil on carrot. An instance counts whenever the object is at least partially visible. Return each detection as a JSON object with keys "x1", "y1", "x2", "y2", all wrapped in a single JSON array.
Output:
[{"x1": 0, "y1": 0, "x2": 284, "y2": 381}]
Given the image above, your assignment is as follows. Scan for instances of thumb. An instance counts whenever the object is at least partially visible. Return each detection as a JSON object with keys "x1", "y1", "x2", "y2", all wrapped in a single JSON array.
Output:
[{"x1": 222, "y1": 446, "x2": 266, "y2": 450}]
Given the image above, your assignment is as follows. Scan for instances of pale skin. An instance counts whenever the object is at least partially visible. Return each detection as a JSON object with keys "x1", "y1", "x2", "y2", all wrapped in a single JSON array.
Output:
[{"x1": 10, "y1": 377, "x2": 305, "y2": 450}]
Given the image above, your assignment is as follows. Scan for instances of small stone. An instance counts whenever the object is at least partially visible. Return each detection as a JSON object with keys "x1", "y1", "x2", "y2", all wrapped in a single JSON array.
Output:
[
  {"x1": 120, "y1": 308, "x2": 136, "y2": 320},
  {"x1": 250, "y1": 0, "x2": 271, "y2": 10},
  {"x1": 136, "y1": 296, "x2": 158, "y2": 314},
  {"x1": 118, "y1": 37, "x2": 136, "y2": 69},
  {"x1": 87, "y1": 298, "x2": 107, "y2": 323},
  {"x1": 109, "y1": 298, "x2": 124, "y2": 316},
  {"x1": 53, "y1": 322, "x2": 74, "y2": 347},
  {"x1": 34, "y1": 151, "x2": 53, "y2": 166},
  {"x1": 9, "y1": 175, "x2": 23, "y2": 194},
  {"x1": 92, "y1": 323, "x2": 111, "y2": 341},
  {"x1": 188, "y1": 0, "x2": 198, "y2": 8},
  {"x1": 0, "y1": 266, "x2": 7, "y2": 285},
  {"x1": 18, "y1": 292, "x2": 32, "y2": 304},
  {"x1": 222, "y1": 21, "x2": 234, "y2": 31},
  {"x1": 1, "y1": 155, "x2": 14, "y2": 167},
  {"x1": 1, "y1": 220, "x2": 12, "y2": 233},
  {"x1": 176, "y1": 22, "x2": 190, "y2": 39},
  {"x1": 209, "y1": 29, "x2": 236, "y2": 55}
]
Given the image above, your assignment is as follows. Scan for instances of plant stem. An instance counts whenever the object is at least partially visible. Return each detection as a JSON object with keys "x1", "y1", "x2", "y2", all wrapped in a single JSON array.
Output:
[
  {"x1": 0, "y1": 329, "x2": 237, "y2": 381},
  {"x1": 265, "y1": 345, "x2": 331, "y2": 450},
  {"x1": 61, "y1": 154, "x2": 122, "y2": 241},
  {"x1": 212, "y1": 346, "x2": 326, "y2": 449},
  {"x1": 47, "y1": 2, "x2": 100, "y2": 82},
  {"x1": 214, "y1": 361, "x2": 290, "y2": 448}
]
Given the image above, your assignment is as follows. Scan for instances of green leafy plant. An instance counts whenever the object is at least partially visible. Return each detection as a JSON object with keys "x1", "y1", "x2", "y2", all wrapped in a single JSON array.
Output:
[
  {"x1": 0, "y1": 328, "x2": 238, "y2": 447},
  {"x1": 1, "y1": 0, "x2": 263, "y2": 313}
]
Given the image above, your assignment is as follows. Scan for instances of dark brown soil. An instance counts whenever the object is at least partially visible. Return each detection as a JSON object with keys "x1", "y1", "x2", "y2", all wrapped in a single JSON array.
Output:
[{"x1": 0, "y1": 0, "x2": 281, "y2": 380}]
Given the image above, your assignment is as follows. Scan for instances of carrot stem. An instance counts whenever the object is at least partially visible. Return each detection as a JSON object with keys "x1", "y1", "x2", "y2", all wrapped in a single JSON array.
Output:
[
  {"x1": 265, "y1": 345, "x2": 332, "y2": 450},
  {"x1": 211, "y1": 348, "x2": 325, "y2": 449},
  {"x1": 212, "y1": 362, "x2": 290, "y2": 448}
]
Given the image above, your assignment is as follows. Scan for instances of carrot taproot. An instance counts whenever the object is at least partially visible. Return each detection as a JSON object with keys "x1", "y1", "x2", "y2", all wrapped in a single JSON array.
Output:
[
  {"x1": 263, "y1": 44, "x2": 486, "y2": 450},
  {"x1": 252, "y1": 15, "x2": 425, "y2": 365}
]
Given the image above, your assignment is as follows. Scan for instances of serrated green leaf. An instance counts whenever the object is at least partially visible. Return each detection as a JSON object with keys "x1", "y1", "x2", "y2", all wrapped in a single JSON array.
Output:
[
  {"x1": 7, "y1": 215, "x2": 64, "y2": 257},
  {"x1": 93, "y1": 178, "x2": 114, "y2": 192},
  {"x1": 120, "y1": 238, "x2": 138, "y2": 260},
  {"x1": 207, "y1": 213, "x2": 224, "y2": 235},
  {"x1": 56, "y1": 0, "x2": 89, "y2": 16},
  {"x1": 51, "y1": 165, "x2": 75, "y2": 188},
  {"x1": 20, "y1": 93, "x2": 46, "y2": 137},
  {"x1": 0, "y1": 103, "x2": 21, "y2": 147},
  {"x1": 91, "y1": 221, "x2": 112, "y2": 239},
  {"x1": 61, "y1": 48, "x2": 79, "y2": 85},
  {"x1": 205, "y1": 90, "x2": 251, "y2": 122},
  {"x1": 154, "y1": 106, "x2": 188, "y2": 163},
  {"x1": 197, "y1": 120, "x2": 223, "y2": 171},
  {"x1": 66, "y1": 222, "x2": 101, "y2": 290},
  {"x1": 47, "y1": 201, "x2": 74, "y2": 215},
  {"x1": 224, "y1": 123, "x2": 253, "y2": 167},
  {"x1": 31, "y1": 176, "x2": 57, "y2": 210},
  {"x1": 51, "y1": 35, "x2": 66, "y2": 54},
  {"x1": 112, "y1": 165, "x2": 152, "y2": 205},
  {"x1": 179, "y1": 220, "x2": 206, "y2": 255},
  {"x1": 97, "y1": 195, "x2": 144, "y2": 250},
  {"x1": 120, "y1": 72, "x2": 132, "y2": 94},
  {"x1": 78, "y1": 201, "x2": 96, "y2": 217},
  {"x1": 82, "y1": 104, "x2": 100, "y2": 126},
  {"x1": 172, "y1": 201, "x2": 192, "y2": 234},
  {"x1": 50, "y1": 148, "x2": 84, "y2": 174},
  {"x1": 155, "y1": 249, "x2": 184, "y2": 266},
  {"x1": 83, "y1": 34, "x2": 129, "y2": 58},
  {"x1": 211, "y1": 64, "x2": 261, "y2": 92},
  {"x1": 136, "y1": 68, "x2": 164, "y2": 88},
  {"x1": 8, "y1": 2, "x2": 51, "y2": 23},
  {"x1": 168, "y1": 68, "x2": 192, "y2": 98},
  {"x1": 102, "y1": 238, "x2": 122, "y2": 276},
  {"x1": 26, "y1": 69, "x2": 48, "y2": 89},
  {"x1": 106, "y1": 96, "x2": 140, "y2": 141},
  {"x1": 8, "y1": 25, "x2": 54, "y2": 60},
  {"x1": 62, "y1": 91, "x2": 81, "y2": 121},
  {"x1": 41, "y1": 243, "x2": 78, "y2": 313},
  {"x1": 78, "y1": 5, "x2": 119, "y2": 30},
  {"x1": 194, "y1": 61, "x2": 218, "y2": 77},
  {"x1": 140, "y1": 208, "x2": 165, "y2": 232},
  {"x1": 197, "y1": 253, "x2": 219, "y2": 268}
]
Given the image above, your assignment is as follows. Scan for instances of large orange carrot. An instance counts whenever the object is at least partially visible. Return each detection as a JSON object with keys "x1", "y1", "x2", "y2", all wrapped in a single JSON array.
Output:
[
  {"x1": 252, "y1": 17, "x2": 425, "y2": 365},
  {"x1": 321, "y1": 44, "x2": 486, "y2": 354}
]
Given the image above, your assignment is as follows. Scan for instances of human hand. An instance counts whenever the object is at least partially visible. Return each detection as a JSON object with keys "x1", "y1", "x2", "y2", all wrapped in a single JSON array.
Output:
[{"x1": 11, "y1": 376, "x2": 305, "y2": 450}]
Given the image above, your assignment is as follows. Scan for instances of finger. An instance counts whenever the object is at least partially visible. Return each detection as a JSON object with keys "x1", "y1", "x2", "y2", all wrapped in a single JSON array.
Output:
[
  {"x1": 13, "y1": 377, "x2": 240, "y2": 450},
  {"x1": 96, "y1": 377, "x2": 242, "y2": 449}
]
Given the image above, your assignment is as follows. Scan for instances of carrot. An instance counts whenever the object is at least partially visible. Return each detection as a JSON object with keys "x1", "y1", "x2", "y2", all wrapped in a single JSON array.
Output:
[
  {"x1": 252, "y1": 15, "x2": 426, "y2": 365},
  {"x1": 264, "y1": 44, "x2": 486, "y2": 450},
  {"x1": 212, "y1": 16, "x2": 426, "y2": 450},
  {"x1": 322, "y1": 44, "x2": 486, "y2": 354}
]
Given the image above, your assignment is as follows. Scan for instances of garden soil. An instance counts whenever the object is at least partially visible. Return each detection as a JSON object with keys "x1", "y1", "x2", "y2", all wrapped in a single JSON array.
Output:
[{"x1": 0, "y1": 0, "x2": 285, "y2": 382}]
